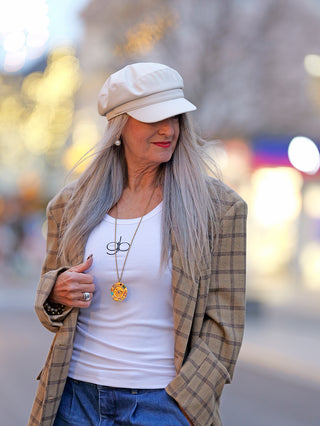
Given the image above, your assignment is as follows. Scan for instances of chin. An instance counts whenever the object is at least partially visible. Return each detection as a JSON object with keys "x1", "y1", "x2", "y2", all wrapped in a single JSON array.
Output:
[{"x1": 157, "y1": 153, "x2": 174, "y2": 164}]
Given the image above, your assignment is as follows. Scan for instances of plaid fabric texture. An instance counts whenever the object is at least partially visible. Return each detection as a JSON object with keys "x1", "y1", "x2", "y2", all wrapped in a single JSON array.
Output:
[{"x1": 28, "y1": 179, "x2": 247, "y2": 426}]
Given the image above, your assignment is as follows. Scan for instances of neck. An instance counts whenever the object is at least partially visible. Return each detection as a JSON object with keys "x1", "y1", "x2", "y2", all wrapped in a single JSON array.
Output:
[
  {"x1": 108, "y1": 164, "x2": 163, "y2": 219},
  {"x1": 126, "y1": 164, "x2": 161, "y2": 192}
]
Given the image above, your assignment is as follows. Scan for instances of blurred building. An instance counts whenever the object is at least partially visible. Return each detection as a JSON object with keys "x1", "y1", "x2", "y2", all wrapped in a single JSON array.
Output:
[{"x1": 78, "y1": 0, "x2": 320, "y2": 138}]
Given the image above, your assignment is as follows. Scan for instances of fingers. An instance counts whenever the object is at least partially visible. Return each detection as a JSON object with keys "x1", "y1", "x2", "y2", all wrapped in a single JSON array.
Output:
[
  {"x1": 70, "y1": 295, "x2": 93, "y2": 309},
  {"x1": 61, "y1": 286, "x2": 95, "y2": 307},
  {"x1": 75, "y1": 291, "x2": 93, "y2": 308},
  {"x1": 74, "y1": 284, "x2": 95, "y2": 296},
  {"x1": 49, "y1": 255, "x2": 96, "y2": 308},
  {"x1": 68, "y1": 271, "x2": 94, "y2": 285},
  {"x1": 69, "y1": 254, "x2": 93, "y2": 274},
  {"x1": 71, "y1": 287, "x2": 96, "y2": 308},
  {"x1": 50, "y1": 285, "x2": 95, "y2": 308},
  {"x1": 76, "y1": 300, "x2": 93, "y2": 309}
]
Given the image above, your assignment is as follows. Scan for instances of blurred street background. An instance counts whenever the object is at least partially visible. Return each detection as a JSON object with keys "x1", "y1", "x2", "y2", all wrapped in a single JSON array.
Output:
[{"x1": 1, "y1": 0, "x2": 320, "y2": 425}]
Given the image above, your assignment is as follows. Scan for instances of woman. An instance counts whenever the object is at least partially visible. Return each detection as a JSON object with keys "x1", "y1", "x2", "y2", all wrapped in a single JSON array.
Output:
[{"x1": 29, "y1": 63, "x2": 247, "y2": 426}]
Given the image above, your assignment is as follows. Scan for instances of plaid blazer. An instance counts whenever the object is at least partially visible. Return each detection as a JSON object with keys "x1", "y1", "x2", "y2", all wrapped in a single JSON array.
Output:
[{"x1": 29, "y1": 178, "x2": 247, "y2": 426}]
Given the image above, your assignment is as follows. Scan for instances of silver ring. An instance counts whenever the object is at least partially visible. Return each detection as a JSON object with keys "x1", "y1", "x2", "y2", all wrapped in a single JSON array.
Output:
[{"x1": 82, "y1": 292, "x2": 91, "y2": 301}]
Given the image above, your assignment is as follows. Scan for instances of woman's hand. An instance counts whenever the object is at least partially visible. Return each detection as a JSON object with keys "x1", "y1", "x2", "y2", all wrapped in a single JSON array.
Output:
[{"x1": 47, "y1": 255, "x2": 95, "y2": 308}]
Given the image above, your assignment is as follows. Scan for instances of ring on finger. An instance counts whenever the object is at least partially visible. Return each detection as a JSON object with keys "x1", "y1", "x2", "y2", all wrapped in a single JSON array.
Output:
[{"x1": 82, "y1": 292, "x2": 91, "y2": 301}]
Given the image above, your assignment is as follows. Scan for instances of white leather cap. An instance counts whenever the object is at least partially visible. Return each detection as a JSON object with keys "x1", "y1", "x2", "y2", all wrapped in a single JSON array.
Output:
[{"x1": 97, "y1": 63, "x2": 196, "y2": 123}]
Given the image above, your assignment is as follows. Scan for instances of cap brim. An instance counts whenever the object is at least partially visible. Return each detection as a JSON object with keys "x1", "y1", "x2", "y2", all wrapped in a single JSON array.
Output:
[{"x1": 127, "y1": 98, "x2": 196, "y2": 123}]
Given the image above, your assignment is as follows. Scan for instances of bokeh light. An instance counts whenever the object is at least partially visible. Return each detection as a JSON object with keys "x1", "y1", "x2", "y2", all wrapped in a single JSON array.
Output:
[
  {"x1": 288, "y1": 136, "x2": 320, "y2": 175},
  {"x1": 304, "y1": 184, "x2": 320, "y2": 218},
  {"x1": 304, "y1": 54, "x2": 320, "y2": 78},
  {"x1": 0, "y1": 47, "x2": 80, "y2": 194},
  {"x1": 252, "y1": 167, "x2": 302, "y2": 227},
  {"x1": 300, "y1": 242, "x2": 320, "y2": 289},
  {"x1": 248, "y1": 167, "x2": 303, "y2": 283},
  {"x1": 0, "y1": 0, "x2": 50, "y2": 73},
  {"x1": 63, "y1": 117, "x2": 98, "y2": 172},
  {"x1": 3, "y1": 31, "x2": 26, "y2": 52}
]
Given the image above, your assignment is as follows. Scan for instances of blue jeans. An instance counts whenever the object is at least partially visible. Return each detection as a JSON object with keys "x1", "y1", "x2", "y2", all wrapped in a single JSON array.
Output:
[{"x1": 54, "y1": 377, "x2": 190, "y2": 425}]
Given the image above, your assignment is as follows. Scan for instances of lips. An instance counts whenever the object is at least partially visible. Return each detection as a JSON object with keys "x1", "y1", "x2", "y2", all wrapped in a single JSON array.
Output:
[{"x1": 152, "y1": 142, "x2": 171, "y2": 148}]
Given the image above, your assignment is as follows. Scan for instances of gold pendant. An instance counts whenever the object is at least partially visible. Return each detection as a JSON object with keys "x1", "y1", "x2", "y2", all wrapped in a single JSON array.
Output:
[{"x1": 111, "y1": 282, "x2": 128, "y2": 301}]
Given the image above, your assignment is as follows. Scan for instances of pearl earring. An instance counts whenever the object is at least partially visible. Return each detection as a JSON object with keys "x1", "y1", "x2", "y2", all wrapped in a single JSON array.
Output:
[{"x1": 114, "y1": 139, "x2": 121, "y2": 146}]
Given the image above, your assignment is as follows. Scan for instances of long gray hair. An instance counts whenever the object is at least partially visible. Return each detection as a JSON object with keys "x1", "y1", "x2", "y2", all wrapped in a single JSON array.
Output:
[{"x1": 59, "y1": 113, "x2": 221, "y2": 280}]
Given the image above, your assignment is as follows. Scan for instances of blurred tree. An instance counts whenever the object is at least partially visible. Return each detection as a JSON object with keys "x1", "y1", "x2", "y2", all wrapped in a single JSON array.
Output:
[
  {"x1": 0, "y1": 48, "x2": 80, "y2": 196},
  {"x1": 79, "y1": 0, "x2": 320, "y2": 139}
]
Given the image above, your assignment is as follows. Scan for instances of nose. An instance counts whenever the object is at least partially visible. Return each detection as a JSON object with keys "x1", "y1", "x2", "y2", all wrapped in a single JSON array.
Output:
[{"x1": 158, "y1": 118, "x2": 175, "y2": 137}]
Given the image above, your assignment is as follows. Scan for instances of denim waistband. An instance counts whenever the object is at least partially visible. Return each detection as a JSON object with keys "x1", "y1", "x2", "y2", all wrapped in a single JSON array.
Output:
[{"x1": 69, "y1": 377, "x2": 163, "y2": 395}]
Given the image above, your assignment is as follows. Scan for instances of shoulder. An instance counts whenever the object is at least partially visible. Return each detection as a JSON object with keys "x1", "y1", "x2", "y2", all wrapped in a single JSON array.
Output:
[
  {"x1": 47, "y1": 180, "x2": 78, "y2": 217},
  {"x1": 206, "y1": 176, "x2": 247, "y2": 217}
]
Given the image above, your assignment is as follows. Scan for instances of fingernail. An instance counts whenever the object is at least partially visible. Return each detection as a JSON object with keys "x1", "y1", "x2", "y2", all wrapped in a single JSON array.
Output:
[{"x1": 87, "y1": 254, "x2": 93, "y2": 260}]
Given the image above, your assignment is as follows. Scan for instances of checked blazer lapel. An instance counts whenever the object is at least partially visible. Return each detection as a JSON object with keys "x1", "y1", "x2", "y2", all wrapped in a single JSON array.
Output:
[{"x1": 171, "y1": 236, "x2": 199, "y2": 374}]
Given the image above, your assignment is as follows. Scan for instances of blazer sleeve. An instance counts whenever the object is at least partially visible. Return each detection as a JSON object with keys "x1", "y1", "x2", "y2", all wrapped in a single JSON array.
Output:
[
  {"x1": 167, "y1": 198, "x2": 247, "y2": 426},
  {"x1": 34, "y1": 199, "x2": 73, "y2": 333}
]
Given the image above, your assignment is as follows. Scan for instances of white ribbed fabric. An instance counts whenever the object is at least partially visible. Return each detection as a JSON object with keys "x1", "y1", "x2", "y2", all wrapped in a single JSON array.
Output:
[{"x1": 68, "y1": 202, "x2": 176, "y2": 388}]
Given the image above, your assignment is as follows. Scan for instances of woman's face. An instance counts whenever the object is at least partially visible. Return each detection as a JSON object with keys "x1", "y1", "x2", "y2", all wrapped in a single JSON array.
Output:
[{"x1": 121, "y1": 115, "x2": 180, "y2": 170}]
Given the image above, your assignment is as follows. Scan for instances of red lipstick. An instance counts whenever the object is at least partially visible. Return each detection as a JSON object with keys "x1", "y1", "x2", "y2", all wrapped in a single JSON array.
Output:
[{"x1": 153, "y1": 142, "x2": 171, "y2": 148}]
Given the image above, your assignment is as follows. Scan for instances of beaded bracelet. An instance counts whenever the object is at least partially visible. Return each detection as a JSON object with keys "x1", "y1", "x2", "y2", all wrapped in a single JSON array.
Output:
[{"x1": 44, "y1": 301, "x2": 65, "y2": 316}]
